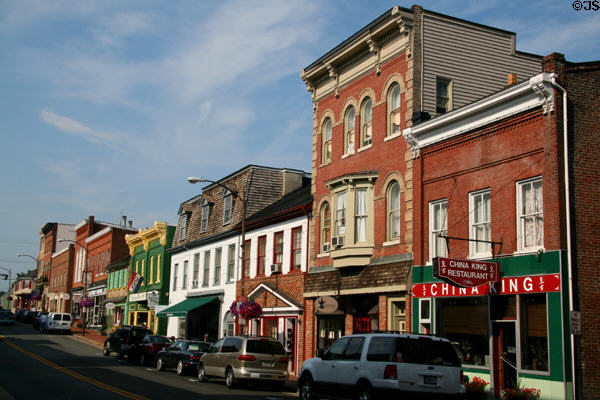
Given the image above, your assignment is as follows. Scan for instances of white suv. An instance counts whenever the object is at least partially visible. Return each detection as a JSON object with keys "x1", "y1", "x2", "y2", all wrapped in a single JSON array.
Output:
[{"x1": 298, "y1": 333, "x2": 466, "y2": 400}]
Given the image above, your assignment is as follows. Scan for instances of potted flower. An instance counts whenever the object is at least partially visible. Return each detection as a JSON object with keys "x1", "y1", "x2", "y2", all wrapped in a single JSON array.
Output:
[
  {"x1": 503, "y1": 384, "x2": 541, "y2": 400},
  {"x1": 229, "y1": 299, "x2": 263, "y2": 319},
  {"x1": 465, "y1": 376, "x2": 488, "y2": 400},
  {"x1": 79, "y1": 297, "x2": 94, "y2": 308},
  {"x1": 31, "y1": 293, "x2": 41, "y2": 301}
]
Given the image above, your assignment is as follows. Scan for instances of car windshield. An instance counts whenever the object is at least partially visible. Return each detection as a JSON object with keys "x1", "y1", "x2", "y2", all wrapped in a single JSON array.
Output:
[
  {"x1": 246, "y1": 339, "x2": 286, "y2": 355},
  {"x1": 150, "y1": 336, "x2": 172, "y2": 344},
  {"x1": 62, "y1": 314, "x2": 71, "y2": 321},
  {"x1": 53, "y1": 314, "x2": 61, "y2": 320},
  {"x1": 188, "y1": 342, "x2": 210, "y2": 352}
]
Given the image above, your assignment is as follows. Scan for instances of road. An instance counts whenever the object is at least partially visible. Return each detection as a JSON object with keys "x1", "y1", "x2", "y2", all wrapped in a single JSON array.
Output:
[{"x1": 0, "y1": 323, "x2": 299, "y2": 400}]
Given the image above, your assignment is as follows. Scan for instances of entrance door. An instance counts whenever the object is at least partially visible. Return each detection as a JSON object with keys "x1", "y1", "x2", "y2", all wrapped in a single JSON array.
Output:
[{"x1": 492, "y1": 322, "x2": 517, "y2": 398}]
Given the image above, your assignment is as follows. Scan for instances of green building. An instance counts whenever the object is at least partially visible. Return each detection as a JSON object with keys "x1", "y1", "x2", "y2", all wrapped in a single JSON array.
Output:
[{"x1": 105, "y1": 257, "x2": 130, "y2": 331}]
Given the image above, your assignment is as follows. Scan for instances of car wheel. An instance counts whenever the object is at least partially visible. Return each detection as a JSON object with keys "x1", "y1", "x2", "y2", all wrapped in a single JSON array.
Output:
[
  {"x1": 139, "y1": 354, "x2": 146, "y2": 366},
  {"x1": 355, "y1": 381, "x2": 375, "y2": 400},
  {"x1": 176, "y1": 360, "x2": 185, "y2": 376},
  {"x1": 156, "y1": 358, "x2": 165, "y2": 371},
  {"x1": 225, "y1": 367, "x2": 237, "y2": 389},
  {"x1": 103, "y1": 344, "x2": 111, "y2": 357},
  {"x1": 198, "y1": 364, "x2": 208, "y2": 382},
  {"x1": 299, "y1": 374, "x2": 315, "y2": 400}
]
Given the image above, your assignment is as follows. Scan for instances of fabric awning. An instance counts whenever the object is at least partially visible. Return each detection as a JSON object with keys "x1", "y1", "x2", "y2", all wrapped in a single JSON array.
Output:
[{"x1": 156, "y1": 296, "x2": 217, "y2": 317}]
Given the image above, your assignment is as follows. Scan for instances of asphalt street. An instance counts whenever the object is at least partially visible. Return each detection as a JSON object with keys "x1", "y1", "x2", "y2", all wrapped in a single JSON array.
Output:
[{"x1": 0, "y1": 322, "x2": 299, "y2": 400}]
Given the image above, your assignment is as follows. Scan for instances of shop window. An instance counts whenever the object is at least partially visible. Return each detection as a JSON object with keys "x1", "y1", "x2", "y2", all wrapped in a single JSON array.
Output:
[
  {"x1": 390, "y1": 300, "x2": 406, "y2": 332},
  {"x1": 520, "y1": 294, "x2": 549, "y2": 372},
  {"x1": 437, "y1": 296, "x2": 489, "y2": 367},
  {"x1": 491, "y1": 295, "x2": 516, "y2": 320},
  {"x1": 178, "y1": 317, "x2": 186, "y2": 338},
  {"x1": 317, "y1": 316, "x2": 344, "y2": 350}
]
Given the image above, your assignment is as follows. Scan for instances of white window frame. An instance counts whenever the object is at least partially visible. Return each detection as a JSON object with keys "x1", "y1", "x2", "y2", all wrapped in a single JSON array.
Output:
[
  {"x1": 179, "y1": 212, "x2": 188, "y2": 241},
  {"x1": 223, "y1": 190, "x2": 232, "y2": 225},
  {"x1": 469, "y1": 189, "x2": 492, "y2": 258},
  {"x1": 344, "y1": 106, "x2": 355, "y2": 155},
  {"x1": 387, "y1": 182, "x2": 401, "y2": 241},
  {"x1": 388, "y1": 83, "x2": 401, "y2": 137},
  {"x1": 192, "y1": 253, "x2": 200, "y2": 288},
  {"x1": 360, "y1": 97, "x2": 372, "y2": 148},
  {"x1": 182, "y1": 260, "x2": 188, "y2": 289},
  {"x1": 322, "y1": 118, "x2": 332, "y2": 164},
  {"x1": 429, "y1": 199, "x2": 448, "y2": 262},
  {"x1": 172, "y1": 263, "x2": 178, "y2": 291},
  {"x1": 203, "y1": 251, "x2": 210, "y2": 286},
  {"x1": 227, "y1": 244, "x2": 235, "y2": 283},
  {"x1": 355, "y1": 189, "x2": 368, "y2": 243},
  {"x1": 214, "y1": 248, "x2": 222, "y2": 285},
  {"x1": 320, "y1": 202, "x2": 331, "y2": 252},
  {"x1": 516, "y1": 177, "x2": 544, "y2": 252},
  {"x1": 436, "y1": 76, "x2": 452, "y2": 114},
  {"x1": 335, "y1": 191, "x2": 347, "y2": 237},
  {"x1": 200, "y1": 199, "x2": 210, "y2": 233}
]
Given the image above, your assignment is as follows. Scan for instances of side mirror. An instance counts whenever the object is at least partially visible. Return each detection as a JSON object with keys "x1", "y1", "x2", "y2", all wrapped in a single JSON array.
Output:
[{"x1": 316, "y1": 348, "x2": 324, "y2": 358}]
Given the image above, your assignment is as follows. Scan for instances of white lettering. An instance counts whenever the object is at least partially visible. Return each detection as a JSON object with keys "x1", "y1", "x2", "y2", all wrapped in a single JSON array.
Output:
[
  {"x1": 471, "y1": 286, "x2": 480, "y2": 295},
  {"x1": 442, "y1": 284, "x2": 449, "y2": 295},
  {"x1": 459, "y1": 288, "x2": 466, "y2": 295},
  {"x1": 510, "y1": 279, "x2": 518, "y2": 293},
  {"x1": 524, "y1": 277, "x2": 533, "y2": 292},
  {"x1": 431, "y1": 284, "x2": 438, "y2": 296}
]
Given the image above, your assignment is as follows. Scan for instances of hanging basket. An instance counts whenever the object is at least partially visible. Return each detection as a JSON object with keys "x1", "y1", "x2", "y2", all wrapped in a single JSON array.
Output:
[
  {"x1": 229, "y1": 299, "x2": 263, "y2": 319},
  {"x1": 79, "y1": 297, "x2": 94, "y2": 308}
]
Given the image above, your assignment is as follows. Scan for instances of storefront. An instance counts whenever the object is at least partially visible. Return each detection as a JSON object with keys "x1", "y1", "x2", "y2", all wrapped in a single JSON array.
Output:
[
  {"x1": 128, "y1": 290, "x2": 168, "y2": 334},
  {"x1": 157, "y1": 295, "x2": 221, "y2": 340},
  {"x1": 412, "y1": 251, "x2": 570, "y2": 400},
  {"x1": 86, "y1": 284, "x2": 107, "y2": 328}
]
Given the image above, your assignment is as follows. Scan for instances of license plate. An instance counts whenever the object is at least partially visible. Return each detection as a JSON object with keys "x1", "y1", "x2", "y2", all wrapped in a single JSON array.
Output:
[
  {"x1": 261, "y1": 361, "x2": 274, "y2": 368},
  {"x1": 424, "y1": 376, "x2": 437, "y2": 385}
]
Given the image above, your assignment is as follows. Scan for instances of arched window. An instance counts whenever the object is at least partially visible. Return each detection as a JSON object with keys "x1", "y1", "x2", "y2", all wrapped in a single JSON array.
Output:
[
  {"x1": 361, "y1": 98, "x2": 372, "y2": 147},
  {"x1": 344, "y1": 106, "x2": 355, "y2": 155},
  {"x1": 321, "y1": 202, "x2": 331, "y2": 252},
  {"x1": 322, "y1": 118, "x2": 332, "y2": 164},
  {"x1": 387, "y1": 181, "x2": 401, "y2": 240},
  {"x1": 388, "y1": 83, "x2": 401, "y2": 136}
]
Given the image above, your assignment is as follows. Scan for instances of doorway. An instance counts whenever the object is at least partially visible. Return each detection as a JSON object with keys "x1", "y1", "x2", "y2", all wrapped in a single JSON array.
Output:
[{"x1": 492, "y1": 321, "x2": 517, "y2": 398}]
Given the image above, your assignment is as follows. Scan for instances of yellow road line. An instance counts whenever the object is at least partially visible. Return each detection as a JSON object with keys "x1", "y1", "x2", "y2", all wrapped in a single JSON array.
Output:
[{"x1": 0, "y1": 334, "x2": 150, "y2": 400}]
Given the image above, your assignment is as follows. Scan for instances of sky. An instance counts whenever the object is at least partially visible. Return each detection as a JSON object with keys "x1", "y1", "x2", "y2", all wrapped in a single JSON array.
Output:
[{"x1": 1, "y1": 0, "x2": 598, "y2": 291}]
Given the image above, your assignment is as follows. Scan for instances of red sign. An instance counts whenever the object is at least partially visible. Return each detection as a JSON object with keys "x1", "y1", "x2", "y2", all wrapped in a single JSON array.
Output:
[
  {"x1": 413, "y1": 273, "x2": 561, "y2": 298},
  {"x1": 433, "y1": 257, "x2": 499, "y2": 288}
]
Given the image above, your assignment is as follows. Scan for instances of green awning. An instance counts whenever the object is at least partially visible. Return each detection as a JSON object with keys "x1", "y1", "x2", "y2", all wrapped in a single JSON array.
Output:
[{"x1": 156, "y1": 296, "x2": 217, "y2": 317}]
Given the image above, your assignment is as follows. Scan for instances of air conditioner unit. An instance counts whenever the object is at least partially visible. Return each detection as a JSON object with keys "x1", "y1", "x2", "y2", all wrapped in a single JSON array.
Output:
[
  {"x1": 321, "y1": 243, "x2": 331, "y2": 253},
  {"x1": 331, "y1": 236, "x2": 344, "y2": 247},
  {"x1": 192, "y1": 280, "x2": 199, "y2": 288},
  {"x1": 270, "y1": 264, "x2": 282, "y2": 274}
]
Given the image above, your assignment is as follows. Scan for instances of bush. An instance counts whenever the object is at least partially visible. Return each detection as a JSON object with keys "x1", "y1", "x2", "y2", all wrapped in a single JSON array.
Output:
[{"x1": 503, "y1": 386, "x2": 541, "y2": 400}]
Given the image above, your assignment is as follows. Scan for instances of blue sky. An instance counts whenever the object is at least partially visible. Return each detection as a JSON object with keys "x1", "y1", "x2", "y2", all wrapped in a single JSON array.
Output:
[{"x1": 1, "y1": 0, "x2": 598, "y2": 290}]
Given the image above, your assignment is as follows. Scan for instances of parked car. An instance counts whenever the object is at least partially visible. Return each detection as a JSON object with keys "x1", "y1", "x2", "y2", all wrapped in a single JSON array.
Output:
[
  {"x1": 23, "y1": 310, "x2": 37, "y2": 323},
  {"x1": 197, "y1": 336, "x2": 289, "y2": 389},
  {"x1": 103, "y1": 325, "x2": 152, "y2": 359},
  {"x1": 45, "y1": 312, "x2": 72, "y2": 334},
  {"x1": 0, "y1": 310, "x2": 15, "y2": 326},
  {"x1": 32, "y1": 311, "x2": 48, "y2": 330},
  {"x1": 133, "y1": 335, "x2": 174, "y2": 366},
  {"x1": 298, "y1": 333, "x2": 466, "y2": 400},
  {"x1": 156, "y1": 340, "x2": 211, "y2": 376},
  {"x1": 14, "y1": 308, "x2": 28, "y2": 322}
]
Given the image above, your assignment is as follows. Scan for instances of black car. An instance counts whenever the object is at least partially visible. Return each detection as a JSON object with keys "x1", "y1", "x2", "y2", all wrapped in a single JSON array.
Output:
[
  {"x1": 156, "y1": 340, "x2": 211, "y2": 376},
  {"x1": 23, "y1": 310, "x2": 37, "y2": 323},
  {"x1": 103, "y1": 325, "x2": 153, "y2": 359},
  {"x1": 14, "y1": 308, "x2": 28, "y2": 321},
  {"x1": 132, "y1": 335, "x2": 174, "y2": 366}
]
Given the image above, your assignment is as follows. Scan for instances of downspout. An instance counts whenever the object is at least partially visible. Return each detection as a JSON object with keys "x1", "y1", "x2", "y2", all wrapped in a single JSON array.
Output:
[{"x1": 550, "y1": 75, "x2": 576, "y2": 400}]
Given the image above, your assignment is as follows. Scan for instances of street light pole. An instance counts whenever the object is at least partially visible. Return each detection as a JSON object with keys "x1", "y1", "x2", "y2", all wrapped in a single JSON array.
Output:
[
  {"x1": 59, "y1": 239, "x2": 88, "y2": 336},
  {"x1": 17, "y1": 253, "x2": 41, "y2": 310},
  {"x1": 188, "y1": 176, "x2": 248, "y2": 334}
]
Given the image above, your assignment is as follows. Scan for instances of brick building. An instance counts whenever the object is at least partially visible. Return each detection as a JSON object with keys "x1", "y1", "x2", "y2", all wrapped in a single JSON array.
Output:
[
  {"x1": 300, "y1": 5, "x2": 541, "y2": 361},
  {"x1": 48, "y1": 244, "x2": 75, "y2": 313}
]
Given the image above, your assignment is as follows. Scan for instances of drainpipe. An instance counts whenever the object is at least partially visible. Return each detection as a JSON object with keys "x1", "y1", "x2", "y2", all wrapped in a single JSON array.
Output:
[{"x1": 550, "y1": 75, "x2": 576, "y2": 400}]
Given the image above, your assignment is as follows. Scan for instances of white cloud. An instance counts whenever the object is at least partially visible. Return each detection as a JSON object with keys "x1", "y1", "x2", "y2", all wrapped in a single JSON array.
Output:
[
  {"x1": 40, "y1": 109, "x2": 120, "y2": 146},
  {"x1": 91, "y1": 12, "x2": 154, "y2": 47}
]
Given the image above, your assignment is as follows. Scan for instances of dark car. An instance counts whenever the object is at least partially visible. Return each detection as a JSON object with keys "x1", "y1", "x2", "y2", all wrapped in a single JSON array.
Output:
[
  {"x1": 15, "y1": 308, "x2": 28, "y2": 322},
  {"x1": 133, "y1": 335, "x2": 174, "y2": 366},
  {"x1": 156, "y1": 340, "x2": 211, "y2": 376},
  {"x1": 23, "y1": 310, "x2": 37, "y2": 323},
  {"x1": 103, "y1": 325, "x2": 153, "y2": 359}
]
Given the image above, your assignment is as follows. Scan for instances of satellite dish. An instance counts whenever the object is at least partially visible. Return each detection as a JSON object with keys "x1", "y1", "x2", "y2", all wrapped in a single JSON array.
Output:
[{"x1": 315, "y1": 296, "x2": 339, "y2": 314}]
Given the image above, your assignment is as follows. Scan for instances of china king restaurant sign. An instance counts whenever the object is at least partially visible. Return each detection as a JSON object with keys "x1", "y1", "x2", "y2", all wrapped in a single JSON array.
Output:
[
  {"x1": 413, "y1": 273, "x2": 561, "y2": 298},
  {"x1": 433, "y1": 257, "x2": 499, "y2": 288}
]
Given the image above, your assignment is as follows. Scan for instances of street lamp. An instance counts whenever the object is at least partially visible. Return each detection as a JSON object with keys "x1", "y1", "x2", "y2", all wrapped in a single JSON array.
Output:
[
  {"x1": 17, "y1": 253, "x2": 41, "y2": 310},
  {"x1": 59, "y1": 239, "x2": 89, "y2": 336},
  {"x1": 188, "y1": 176, "x2": 248, "y2": 334}
]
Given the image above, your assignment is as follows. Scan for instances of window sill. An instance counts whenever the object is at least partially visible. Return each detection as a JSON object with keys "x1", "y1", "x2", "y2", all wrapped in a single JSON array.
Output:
[
  {"x1": 357, "y1": 144, "x2": 372, "y2": 153},
  {"x1": 383, "y1": 239, "x2": 400, "y2": 247},
  {"x1": 469, "y1": 253, "x2": 493, "y2": 260},
  {"x1": 317, "y1": 252, "x2": 330, "y2": 258},
  {"x1": 384, "y1": 132, "x2": 402, "y2": 142},
  {"x1": 341, "y1": 152, "x2": 354, "y2": 159},
  {"x1": 320, "y1": 161, "x2": 332, "y2": 168},
  {"x1": 513, "y1": 247, "x2": 545, "y2": 256}
]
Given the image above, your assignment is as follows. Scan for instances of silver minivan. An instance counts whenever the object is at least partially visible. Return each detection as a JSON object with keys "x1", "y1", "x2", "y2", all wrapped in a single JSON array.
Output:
[{"x1": 197, "y1": 336, "x2": 289, "y2": 389}]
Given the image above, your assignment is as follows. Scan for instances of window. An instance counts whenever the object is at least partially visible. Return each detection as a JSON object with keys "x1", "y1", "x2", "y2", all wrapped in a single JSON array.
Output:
[
  {"x1": 91, "y1": 255, "x2": 95, "y2": 275},
  {"x1": 390, "y1": 300, "x2": 406, "y2": 332},
  {"x1": 429, "y1": 199, "x2": 448, "y2": 260},
  {"x1": 257, "y1": 236, "x2": 266, "y2": 275},
  {"x1": 203, "y1": 251, "x2": 210, "y2": 286},
  {"x1": 200, "y1": 199, "x2": 210, "y2": 233},
  {"x1": 291, "y1": 227, "x2": 302, "y2": 270},
  {"x1": 243, "y1": 239, "x2": 251, "y2": 277},
  {"x1": 335, "y1": 192, "x2": 346, "y2": 237},
  {"x1": 470, "y1": 190, "x2": 491, "y2": 256},
  {"x1": 273, "y1": 232, "x2": 284, "y2": 267},
  {"x1": 388, "y1": 83, "x2": 401, "y2": 136},
  {"x1": 436, "y1": 77, "x2": 452, "y2": 114},
  {"x1": 387, "y1": 182, "x2": 401, "y2": 241},
  {"x1": 156, "y1": 254, "x2": 161, "y2": 283},
  {"x1": 322, "y1": 118, "x2": 332, "y2": 164},
  {"x1": 520, "y1": 294, "x2": 548, "y2": 372},
  {"x1": 517, "y1": 177, "x2": 543, "y2": 251},
  {"x1": 214, "y1": 248, "x2": 221, "y2": 285},
  {"x1": 182, "y1": 260, "x2": 188, "y2": 289},
  {"x1": 179, "y1": 212, "x2": 188, "y2": 240},
  {"x1": 172, "y1": 263, "x2": 178, "y2": 290},
  {"x1": 344, "y1": 106, "x2": 355, "y2": 155},
  {"x1": 227, "y1": 244, "x2": 235, "y2": 282},
  {"x1": 320, "y1": 202, "x2": 331, "y2": 251},
  {"x1": 192, "y1": 253, "x2": 200, "y2": 288},
  {"x1": 360, "y1": 98, "x2": 372, "y2": 147},
  {"x1": 223, "y1": 190, "x2": 233, "y2": 225},
  {"x1": 355, "y1": 189, "x2": 367, "y2": 243}
]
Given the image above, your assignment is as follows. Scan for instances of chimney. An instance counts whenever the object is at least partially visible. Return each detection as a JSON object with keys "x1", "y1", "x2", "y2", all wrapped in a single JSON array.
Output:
[
  {"x1": 282, "y1": 169, "x2": 303, "y2": 196},
  {"x1": 128, "y1": 220, "x2": 133, "y2": 228},
  {"x1": 88, "y1": 216, "x2": 95, "y2": 236},
  {"x1": 542, "y1": 52, "x2": 566, "y2": 80},
  {"x1": 507, "y1": 73, "x2": 517, "y2": 86},
  {"x1": 122, "y1": 216, "x2": 127, "y2": 226}
]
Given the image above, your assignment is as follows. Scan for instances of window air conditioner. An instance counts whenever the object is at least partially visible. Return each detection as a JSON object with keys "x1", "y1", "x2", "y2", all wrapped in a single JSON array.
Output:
[
  {"x1": 270, "y1": 264, "x2": 282, "y2": 274},
  {"x1": 321, "y1": 243, "x2": 331, "y2": 253},
  {"x1": 331, "y1": 236, "x2": 344, "y2": 247},
  {"x1": 192, "y1": 280, "x2": 199, "y2": 287}
]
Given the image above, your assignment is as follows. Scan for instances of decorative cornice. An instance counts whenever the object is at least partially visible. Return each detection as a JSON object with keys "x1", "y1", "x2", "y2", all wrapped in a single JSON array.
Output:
[{"x1": 125, "y1": 221, "x2": 171, "y2": 256}]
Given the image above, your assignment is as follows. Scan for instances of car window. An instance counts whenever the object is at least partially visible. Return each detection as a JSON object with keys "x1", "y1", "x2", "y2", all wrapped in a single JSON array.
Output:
[
  {"x1": 367, "y1": 337, "x2": 396, "y2": 362},
  {"x1": 150, "y1": 336, "x2": 171, "y2": 344},
  {"x1": 118, "y1": 329, "x2": 129, "y2": 339},
  {"x1": 222, "y1": 338, "x2": 243, "y2": 353},
  {"x1": 325, "y1": 337, "x2": 350, "y2": 360},
  {"x1": 208, "y1": 339, "x2": 223, "y2": 353},
  {"x1": 188, "y1": 342, "x2": 210, "y2": 352},
  {"x1": 62, "y1": 314, "x2": 71, "y2": 321},
  {"x1": 246, "y1": 339, "x2": 286, "y2": 355},
  {"x1": 53, "y1": 314, "x2": 61, "y2": 321},
  {"x1": 132, "y1": 329, "x2": 147, "y2": 339},
  {"x1": 396, "y1": 338, "x2": 461, "y2": 367},
  {"x1": 343, "y1": 337, "x2": 364, "y2": 360}
]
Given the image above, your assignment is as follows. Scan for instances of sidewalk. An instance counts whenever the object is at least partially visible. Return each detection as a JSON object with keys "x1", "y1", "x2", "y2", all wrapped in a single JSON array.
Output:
[{"x1": 69, "y1": 326, "x2": 106, "y2": 350}]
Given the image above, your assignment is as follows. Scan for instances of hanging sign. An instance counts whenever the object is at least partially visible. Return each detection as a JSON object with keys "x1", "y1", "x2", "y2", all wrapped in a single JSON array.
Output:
[
  {"x1": 127, "y1": 272, "x2": 144, "y2": 293},
  {"x1": 433, "y1": 257, "x2": 499, "y2": 288}
]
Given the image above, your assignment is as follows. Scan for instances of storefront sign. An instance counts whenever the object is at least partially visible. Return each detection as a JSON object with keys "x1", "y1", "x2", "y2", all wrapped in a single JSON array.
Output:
[
  {"x1": 87, "y1": 287, "x2": 106, "y2": 297},
  {"x1": 129, "y1": 292, "x2": 147, "y2": 302},
  {"x1": 315, "y1": 296, "x2": 339, "y2": 314},
  {"x1": 433, "y1": 257, "x2": 499, "y2": 288},
  {"x1": 147, "y1": 291, "x2": 159, "y2": 307},
  {"x1": 413, "y1": 273, "x2": 560, "y2": 298}
]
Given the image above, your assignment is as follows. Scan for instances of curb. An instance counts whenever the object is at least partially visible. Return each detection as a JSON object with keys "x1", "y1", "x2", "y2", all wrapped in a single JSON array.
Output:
[{"x1": 69, "y1": 333, "x2": 104, "y2": 350}]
